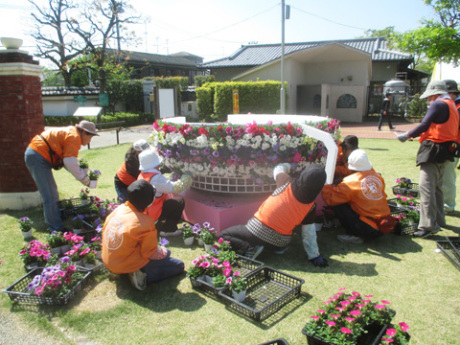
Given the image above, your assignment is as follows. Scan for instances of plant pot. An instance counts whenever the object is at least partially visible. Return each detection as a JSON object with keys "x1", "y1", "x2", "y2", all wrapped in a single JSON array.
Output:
[
  {"x1": 197, "y1": 238, "x2": 204, "y2": 247},
  {"x1": 81, "y1": 199, "x2": 89, "y2": 206},
  {"x1": 89, "y1": 180, "x2": 97, "y2": 189},
  {"x1": 183, "y1": 236, "x2": 194, "y2": 246},
  {"x1": 96, "y1": 250, "x2": 102, "y2": 260},
  {"x1": 232, "y1": 290, "x2": 247, "y2": 302},
  {"x1": 50, "y1": 244, "x2": 71, "y2": 256},
  {"x1": 21, "y1": 230, "x2": 33, "y2": 240},
  {"x1": 204, "y1": 243, "x2": 214, "y2": 252}
]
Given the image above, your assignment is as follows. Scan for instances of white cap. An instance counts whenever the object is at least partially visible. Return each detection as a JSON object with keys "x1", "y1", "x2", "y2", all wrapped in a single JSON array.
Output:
[
  {"x1": 347, "y1": 149, "x2": 372, "y2": 172},
  {"x1": 139, "y1": 149, "x2": 164, "y2": 171},
  {"x1": 133, "y1": 139, "x2": 152, "y2": 152}
]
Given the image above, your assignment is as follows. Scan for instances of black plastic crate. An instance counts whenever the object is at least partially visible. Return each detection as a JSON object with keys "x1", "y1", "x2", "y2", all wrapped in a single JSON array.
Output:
[
  {"x1": 58, "y1": 198, "x2": 87, "y2": 219},
  {"x1": 258, "y1": 338, "x2": 289, "y2": 345},
  {"x1": 75, "y1": 259, "x2": 107, "y2": 275},
  {"x1": 387, "y1": 198, "x2": 418, "y2": 210},
  {"x1": 392, "y1": 183, "x2": 420, "y2": 198},
  {"x1": 436, "y1": 237, "x2": 460, "y2": 271},
  {"x1": 218, "y1": 266, "x2": 304, "y2": 322},
  {"x1": 3, "y1": 267, "x2": 91, "y2": 305},
  {"x1": 189, "y1": 255, "x2": 263, "y2": 296},
  {"x1": 302, "y1": 322, "x2": 389, "y2": 345}
]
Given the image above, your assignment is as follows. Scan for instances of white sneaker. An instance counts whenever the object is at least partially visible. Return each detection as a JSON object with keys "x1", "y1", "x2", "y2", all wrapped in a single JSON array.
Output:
[
  {"x1": 128, "y1": 270, "x2": 147, "y2": 291},
  {"x1": 159, "y1": 229, "x2": 183, "y2": 237},
  {"x1": 337, "y1": 234, "x2": 364, "y2": 244}
]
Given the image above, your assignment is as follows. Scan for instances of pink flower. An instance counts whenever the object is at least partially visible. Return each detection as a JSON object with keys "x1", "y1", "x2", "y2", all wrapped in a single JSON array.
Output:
[
  {"x1": 362, "y1": 299, "x2": 371, "y2": 304},
  {"x1": 322, "y1": 300, "x2": 332, "y2": 305},
  {"x1": 341, "y1": 327, "x2": 352, "y2": 334},
  {"x1": 399, "y1": 322, "x2": 409, "y2": 332},
  {"x1": 355, "y1": 304, "x2": 365, "y2": 308},
  {"x1": 325, "y1": 321, "x2": 336, "y2": 327},
  {"x1": 386, "y1": 328, "x2": 397, "y2": 337},
  {"x1": 341, "y1": 300, "x2": 351, "y2": 306},
  {"x1": 352, "y1": 291, "x2": 361, "y2": 297},
  {"x1": 218, "y1": 238, "x2": 224, "y2": 244},
  {"x1": 339, "y1": 287, "x2": 347, "y2": 291},
  {"x1": 331, "y1": 314, "x2": 340, "y2": 319},
  {"x1": 223, "y1": 268, "x2": 232, "y2": 277},
  {"x1": 350, "y1": 310, "x2": 361, "y2": 316},
  {"x1": 334, "y1": 292, "x2": 343, "y2": 296},
  {"x1": 317, "y1": 309, "x2": 326, "y2": 314},
  {"x1": 347, "y1": 296, "x2": 357, "y2": 301},
  {"x1": 234, "y1": 272, "x2": 240, "y2": 276},
  {"x1": 79, "y1": 248, "x2": 91, "y2": 256},
  {"x1": 344, "y1": 317, "x2": 355, "y2": 322},
  {"x1": 381, "y1": 300, "x2": 391, "y2": 305},
  {"x1": 311, "y1": 315, "x2": 320, "y2": 320},
  {"x1": 375, "y1": 304, "x2": 386, "y2": 310},
  {"x1": 226, "y1": 277, "x2": 232, "y2": 285},
  {"x1": 381, "y1": 338, "x2": 394, "y2": 343},
  {"x1": 336, "y1": 307, "x2": 345, "y2": 312}
]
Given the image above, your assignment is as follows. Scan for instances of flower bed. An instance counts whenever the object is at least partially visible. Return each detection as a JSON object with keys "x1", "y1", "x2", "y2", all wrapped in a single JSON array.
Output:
[{"x1": 151, "y1": 117, "x2": 340, "y2": 192}]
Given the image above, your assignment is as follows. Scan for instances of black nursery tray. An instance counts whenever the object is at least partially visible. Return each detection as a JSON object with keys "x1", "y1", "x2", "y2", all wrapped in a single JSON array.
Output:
[
  {"x1": 436, "y1": 237, "x2": 460, "y2": 271},
  {"x1": 189, "y1": 255, "x2": 263, "y2": 296},
  {"x1": 218, "y1": 266, "x2": 304, "y2": 322},
  {"x1": 302, "y1": 322, "x2": 389, "y2": 345},
  {"x1": 391, "y1": 183, "x2": 420, "y2": 198},
  {"x1": 3, "y1": 268, "x2": 91, "y2": 306}
]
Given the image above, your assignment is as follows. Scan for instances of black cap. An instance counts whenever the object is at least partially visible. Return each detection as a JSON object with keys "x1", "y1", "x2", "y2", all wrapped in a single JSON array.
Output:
[
  {"x1": 443, "y1": 79, "x2": 460, "y2": 94},
  {"x1": 340, "y1": 135, "x2": 359, "y2": 150},
  {"x1": 127, "y1": 180, "x2": 156, "y2": 211},
  {"x1": 292, "y1": 164, "x2": 327, "y2": 204}
]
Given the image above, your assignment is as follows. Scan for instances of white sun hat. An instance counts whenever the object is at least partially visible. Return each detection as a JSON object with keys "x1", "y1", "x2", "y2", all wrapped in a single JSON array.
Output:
[
  {"x1": 139, "y1": 149, "x2": 164, "y2": 171},
  {"x1": 347, "y1": 149, "x2": 372, "y2": 172}
]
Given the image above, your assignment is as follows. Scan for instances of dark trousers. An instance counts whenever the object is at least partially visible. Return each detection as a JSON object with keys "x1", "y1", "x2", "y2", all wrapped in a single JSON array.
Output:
[
  {"x1": 156, "y1": 197, "x2": 185, "y2": 233},
  {"x1": 220, "y1": 224, "x2": 274, "y2": 255},
  {"x1": 331, "y1": 203, "x2": 382, "y2": 240},
  {"x1": 377, "y1": 112, "x2": 393, "y2": 129}
]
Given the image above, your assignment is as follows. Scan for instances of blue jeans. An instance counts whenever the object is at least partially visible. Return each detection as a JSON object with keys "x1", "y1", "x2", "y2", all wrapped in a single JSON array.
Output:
[
  {"x1": 331, "y1": 203, "x2": 382, "y2": 240},
  {"x1": 25, "y1": 147, "x2": 65, "y2": 232},
  {"x1": 141, "y1": 249, "x2": 184, "y2": 284}
]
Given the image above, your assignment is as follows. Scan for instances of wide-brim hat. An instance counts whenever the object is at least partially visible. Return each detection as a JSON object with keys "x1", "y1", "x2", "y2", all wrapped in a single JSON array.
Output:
[
  {"x1": 133, "y1": 139, "x2": 152, "y2": 152},
  {"x1": 76, "y1": 120, "x2": 99, "y2": 136},
  {"x1": 420, "y1": 80, "x2": 448, "y2": 99},
  {"x1": 139, "y1": 149, "x2": 164, "y2": 171},
  {"x1": 348, "y1": 149, "x2": 372, "y2": 172}
]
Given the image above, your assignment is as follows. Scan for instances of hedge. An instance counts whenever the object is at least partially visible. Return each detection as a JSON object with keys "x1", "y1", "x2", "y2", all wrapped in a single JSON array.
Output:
[
  {"x1": 196, "y1": 80, "x2": 286, "y2": 121},
  {"x1": 44, "y1": 112, "x2": 156, "y2": 127}
]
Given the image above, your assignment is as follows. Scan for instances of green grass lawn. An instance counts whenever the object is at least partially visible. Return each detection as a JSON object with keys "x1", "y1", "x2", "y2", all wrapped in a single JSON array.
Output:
[{"x1": 1, "y1": 138, "x2": 459, "y2": 345}]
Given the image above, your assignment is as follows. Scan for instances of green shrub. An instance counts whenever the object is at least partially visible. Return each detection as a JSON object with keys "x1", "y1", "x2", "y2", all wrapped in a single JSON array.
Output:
[
  {"x1": 406, "y1": 93, "x2": 428, "y2": 117},
  {"x1": 196, "y1": 86, "x2": 214, "y2": 122},
  {"x1": 44, "y1": 112, "x2": 155, "y2": 127},
  {"x1": 194, "y1": 75, "x2": 215, "y2": 87},
  {"x1": 107, "y1": 80, "x2": 143, "y2": 114}
]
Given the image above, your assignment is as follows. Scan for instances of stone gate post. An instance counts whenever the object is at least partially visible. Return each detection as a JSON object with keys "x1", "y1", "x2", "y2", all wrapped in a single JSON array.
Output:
[{"x1": 0, "y1": 38, "x2": 43, "y2": 210}]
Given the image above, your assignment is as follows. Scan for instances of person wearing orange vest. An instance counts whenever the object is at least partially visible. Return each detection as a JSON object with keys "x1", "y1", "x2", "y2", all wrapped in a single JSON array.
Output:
[
  {"x1": 334, "y1": 135, "x2": 358, "y2": 184},
  {"x1": 322, "y1": 149, "x2": 393, "y2": 244},
  {"x1": 114, "y1": 139, "x2": 152, "y2": 202},
  {"x1": 220, "y1": 164, "x2": 327, "y2": 266},
  {"x1": 25, "y1": 120, "x2": 98, "y2": 232},
  {"x1": 137, "y1": 149, "x2": 192, "y2": 237},
  {"x1": 441, "y1": 79, "x2": 460, "y2": 214},
  {"x1": 102, "y1": 180, "x2": 184, "y2": 291},
  {"x1": 397, "y1": 80, "x2": 460, "y2": 238}
]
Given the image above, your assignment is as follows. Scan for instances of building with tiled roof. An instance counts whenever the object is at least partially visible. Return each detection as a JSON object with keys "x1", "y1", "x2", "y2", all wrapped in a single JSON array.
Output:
[{"x1": 200, "y1": 38, "x2": 428, "y2": 122}]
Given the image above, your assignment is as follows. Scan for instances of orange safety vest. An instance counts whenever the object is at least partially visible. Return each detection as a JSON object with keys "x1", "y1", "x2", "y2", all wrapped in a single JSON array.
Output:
[
  {"x1": 28, "y1": 126, "x2": 81, "y2": 164},
  {"x1": 138, "y1": 172, "x2": 167, "y2": 221},
  {"x1": 117, "y1": 162, "x2": 137, "y2": 186},
  {"x1": 420, "y1": 98, "x2": 459, "y2": 143},
  {"x1": 254, "y1": 183, "x2": 314, "y2": 235}
]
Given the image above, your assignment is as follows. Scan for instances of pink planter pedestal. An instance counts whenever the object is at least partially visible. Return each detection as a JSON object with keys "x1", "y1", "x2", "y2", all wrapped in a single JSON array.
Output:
[{"x1": 179, "y1": 189, "x2": 268, "y2": 236}]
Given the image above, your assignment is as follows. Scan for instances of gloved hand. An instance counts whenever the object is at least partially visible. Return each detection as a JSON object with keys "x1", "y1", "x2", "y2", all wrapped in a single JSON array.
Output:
[
  {"x1": 273, "y1": 163, "x2": 291, "y2": 180},
  {"x1": 397, "y1": 133, "x2": 409, "y2": 143},
  {"x1": 310, "y1": 255, "x2": 328, "y2": 267}
]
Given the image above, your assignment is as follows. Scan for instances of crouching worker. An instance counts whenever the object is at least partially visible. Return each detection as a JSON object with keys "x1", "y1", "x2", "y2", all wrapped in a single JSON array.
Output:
[
  {"x1": 322, "y1": 149, "x2": 395, "y2": 244},
  {"x1": 220, "y1": 164, "x2": 327, "y2": 266},
  {"x1": 102, "y1": 180, "x2": 184, "y2": 291}
]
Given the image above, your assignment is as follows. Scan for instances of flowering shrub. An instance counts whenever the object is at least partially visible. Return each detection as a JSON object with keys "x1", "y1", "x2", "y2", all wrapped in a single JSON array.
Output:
[
  {"x1": 304, "y1": 288, "x2": 395, "y2": 345},
  {"x1": 18, "y1": 217, "x2": 33, "y2": 232},
  {"x1": 27, "y1": 259, "x2": 85, "y2": 298},
  {"x1": 151, "y1": 118, "x2": 340, "y2": 184},
  {"x1": 379, "y1": 322, "x2": 410, "y2": 345},
  {"x1": 18, "y1": 241, "x2": 51, "y2": 266},
  {"x1": 79, "y1": 188, "x2": 90, "y2": 200}
]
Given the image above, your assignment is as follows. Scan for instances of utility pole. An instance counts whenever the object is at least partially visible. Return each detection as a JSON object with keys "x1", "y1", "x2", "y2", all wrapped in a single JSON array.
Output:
[{"x1": 280, "y1": 1, "x2": 290, "y2": 114}]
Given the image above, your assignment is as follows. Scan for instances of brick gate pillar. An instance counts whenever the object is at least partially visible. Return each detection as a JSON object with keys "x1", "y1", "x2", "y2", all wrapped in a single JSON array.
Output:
[{"x1": 0, "y1": 38, "x2": 43, "y2": 210}]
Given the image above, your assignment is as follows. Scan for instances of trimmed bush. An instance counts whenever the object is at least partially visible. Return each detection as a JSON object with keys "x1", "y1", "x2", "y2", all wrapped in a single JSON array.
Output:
[{"x1": 44, "y1": 112, "x2": 155, "y2": 127}]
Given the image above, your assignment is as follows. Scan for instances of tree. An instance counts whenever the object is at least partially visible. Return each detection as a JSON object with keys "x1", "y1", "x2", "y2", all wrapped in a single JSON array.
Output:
[
  {"x1": 361, "y1": 26, "x2": 396, "y2": 40},
  {"x1": 28, "y1": 0, "x2": 86, "y2": 87},
  {"x1": 392, "y1": 0, "x2": 460, "y2": 64},
  {"x1": 69, "y1": 0, "x2": 139, "y2": 94}
]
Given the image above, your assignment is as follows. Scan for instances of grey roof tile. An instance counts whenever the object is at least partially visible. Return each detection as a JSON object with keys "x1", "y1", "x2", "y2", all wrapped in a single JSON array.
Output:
[{"x1": 201, "y1": 38, "x2": 412, "y2": 68}]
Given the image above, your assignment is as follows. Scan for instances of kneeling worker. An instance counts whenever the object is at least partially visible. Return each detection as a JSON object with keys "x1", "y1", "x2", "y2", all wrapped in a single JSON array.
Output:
[{"x1": 102, "y1": 180, "x2": 184, "y2": 290}]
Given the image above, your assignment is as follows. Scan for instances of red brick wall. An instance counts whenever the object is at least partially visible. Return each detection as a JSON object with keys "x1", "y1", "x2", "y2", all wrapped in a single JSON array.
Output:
[{"x1": 0, "y1": 72, "x2": 44, "y2": 193}]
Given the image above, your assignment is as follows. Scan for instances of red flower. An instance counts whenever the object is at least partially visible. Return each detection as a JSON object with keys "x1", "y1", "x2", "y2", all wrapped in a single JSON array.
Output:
[{"x1": 198, "y1": 127, "x2": 209, "y2": 136}]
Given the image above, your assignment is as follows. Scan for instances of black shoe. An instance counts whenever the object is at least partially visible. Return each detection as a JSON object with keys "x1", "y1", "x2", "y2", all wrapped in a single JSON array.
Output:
[
  {"x1": 377, "y1": 128, "x2": 381, "y2": 131},
  {"x1": 390, "y1": 127, "x2": 395, "y2": 130}
]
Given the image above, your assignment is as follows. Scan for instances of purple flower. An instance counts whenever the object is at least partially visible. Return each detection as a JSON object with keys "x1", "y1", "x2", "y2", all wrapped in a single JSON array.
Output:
[
  {"x1": 165, "y1": 149, "x2": 172, "y2": 158},
  {"x1": 159, "y1": 237, "x2": 169, "y2": 246},
  {"x1": 212, "y1": 151, "x2": 220, "y2": 158},
  {"x1": 60, "y1": 256, "x2": 71, "y2": 263},
  {"x1": 190, "y1": 150, "x2": 200, "y2": 156}
]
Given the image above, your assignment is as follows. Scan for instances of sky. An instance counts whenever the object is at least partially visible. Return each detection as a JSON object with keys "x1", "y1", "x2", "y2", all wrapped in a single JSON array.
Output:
[{"x1": 0, "y1": 0, "x2": 436, "y2": 65}]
